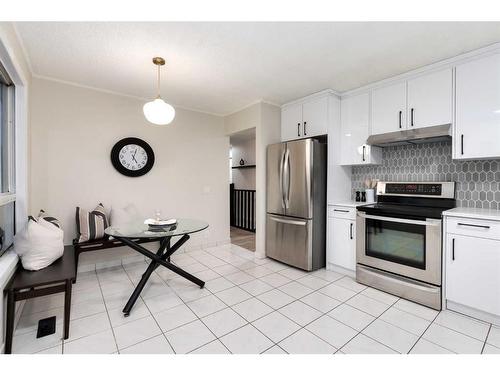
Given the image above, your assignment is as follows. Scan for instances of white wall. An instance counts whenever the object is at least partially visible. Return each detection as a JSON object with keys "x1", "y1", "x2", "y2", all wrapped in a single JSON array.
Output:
[
  {"x1": 230, "y1": 136, "x2": 256, "y2": 190},
  {"x1": 29, "y1": 78, "x2": 230, "y2": 260},
  {"x1": 255, "y1": 103, "x2": 281, "y2": 258},
  {"x1": 224, "y1": 103, "x2": 260, "y2": 135},
  {"x1": 224, "y1": 101, "x2": 281, "y2": 258}
]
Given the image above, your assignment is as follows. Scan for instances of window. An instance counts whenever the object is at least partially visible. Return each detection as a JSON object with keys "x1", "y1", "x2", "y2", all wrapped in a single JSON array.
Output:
[{"x1": 0, "y1": 61, "x2": 15, "y2": 257}]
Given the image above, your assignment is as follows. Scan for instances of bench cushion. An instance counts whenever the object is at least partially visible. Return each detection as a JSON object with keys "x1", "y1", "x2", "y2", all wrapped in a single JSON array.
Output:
[{"x1": 9, "y1": 245, "x2": 75, "y2": 291}]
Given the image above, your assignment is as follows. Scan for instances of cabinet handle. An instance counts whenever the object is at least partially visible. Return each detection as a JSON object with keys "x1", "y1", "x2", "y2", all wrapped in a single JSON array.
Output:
[
  {"x1": 304, "y1": 121, "x2": 307, "y2": 136},
  {"x1": 334, "y1": 209, "x2": 349, "y2": 213},
  {"x1": 297, "y1": 123, "x2": 301, "y2": 137},
  {"x1": 457, "y1": 223, "x2": 490, "y2": 229},
  {"x1": 398, "y1": 111, "x2": 402, "y2": 129},
  {"x1": 461, "y1": 134, "x2": 464, "y2": 155},
  {"x1": 452, "y1": 238, "x2": 455, "y2": 261},
  {"x1": 362, "y1": 145, "x2": 366, "y2": 162},
  {"x1": 350, "y1": 223, "x2": 353, "y2": 240},
  {"x1": 410, "y1": 108, "x2": 414, "y2": 126}
]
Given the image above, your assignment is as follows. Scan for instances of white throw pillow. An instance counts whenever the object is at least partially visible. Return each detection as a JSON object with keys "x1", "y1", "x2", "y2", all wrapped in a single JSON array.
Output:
[
  {"x1": 110, "y1": 203, "x2": 142, "y2": 227},
  {"x1": 14, "y1": 218, "x2": 64, "y2": 271}
]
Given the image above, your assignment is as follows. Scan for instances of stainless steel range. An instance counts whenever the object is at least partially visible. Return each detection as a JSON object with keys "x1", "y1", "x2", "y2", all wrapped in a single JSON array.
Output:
[{"x1": 356, "y1": 182, "x2": 456, "y2": 310}]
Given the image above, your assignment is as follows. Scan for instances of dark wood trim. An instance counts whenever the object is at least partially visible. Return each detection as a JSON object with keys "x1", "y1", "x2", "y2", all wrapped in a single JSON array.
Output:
[
  {"x1": 14, "y1": 284, "x2": 66, "y2": 301},
  {"x1": 73, "y1": 237, "x2": 159, "y2": 279},
  {"x1": 4, "y1": 247, "x2": 76, "y2": 354}
]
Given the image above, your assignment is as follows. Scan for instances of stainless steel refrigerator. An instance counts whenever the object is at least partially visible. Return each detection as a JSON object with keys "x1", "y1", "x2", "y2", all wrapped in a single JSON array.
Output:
[{"x1": 266, "y1": 138, "x2": 327, "y2": 271}]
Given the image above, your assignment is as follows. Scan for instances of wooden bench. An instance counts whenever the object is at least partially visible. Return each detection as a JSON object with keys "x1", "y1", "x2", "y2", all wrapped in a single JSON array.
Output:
[
  {"x1": 73, "y1": 237, "x2": 159, "y2": 278},
  {"x1": 4, "y1": 245, "x2": 76, "y2": 354}
]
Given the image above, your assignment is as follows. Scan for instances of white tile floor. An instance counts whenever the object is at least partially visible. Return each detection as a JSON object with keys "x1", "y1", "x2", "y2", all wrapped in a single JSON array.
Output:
[{"x1": 11, "y1": 243, "x2": 500, "y2": 354}]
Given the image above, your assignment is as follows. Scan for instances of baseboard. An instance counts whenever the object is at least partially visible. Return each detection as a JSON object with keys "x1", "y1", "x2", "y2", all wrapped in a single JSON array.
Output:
[
  {"x1": 446, "y1": 300, "x2": 500, "y2": 326},
  {"x1": 77, "y1": 238, "x2": 232, "y2": 274},
  {"x1": 327, "y1": 263, "x2": 356, "y2": 278}
]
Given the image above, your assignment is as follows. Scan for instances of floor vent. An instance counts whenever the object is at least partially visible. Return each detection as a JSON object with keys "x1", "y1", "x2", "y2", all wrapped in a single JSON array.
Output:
[{"x1": 36, "y1": 316, "x2": 57, "y2": 338}]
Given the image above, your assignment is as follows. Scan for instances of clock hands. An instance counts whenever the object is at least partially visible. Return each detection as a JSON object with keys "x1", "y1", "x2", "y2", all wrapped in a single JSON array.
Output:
[{"x1": 132, "y1": 149, "x2": 138, "y2": 164}]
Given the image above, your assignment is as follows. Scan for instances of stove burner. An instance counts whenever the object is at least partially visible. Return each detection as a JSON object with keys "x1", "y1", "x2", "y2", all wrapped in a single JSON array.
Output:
[{"x1": 359, "y1": 182, "x2": 456, "y2": 219}]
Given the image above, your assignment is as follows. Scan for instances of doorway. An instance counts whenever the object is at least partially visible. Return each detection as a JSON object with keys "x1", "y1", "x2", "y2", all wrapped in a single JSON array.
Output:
[{"x1": 229, "y1": 127, "x2": 256, "y2": 251}]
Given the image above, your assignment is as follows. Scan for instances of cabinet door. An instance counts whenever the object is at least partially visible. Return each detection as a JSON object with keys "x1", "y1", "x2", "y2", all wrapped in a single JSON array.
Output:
[
  {"x1": 329, "y1": 218, "x2": 356, "y2": 271},
  {"x1": 407, "y1": 69, "x2": 453, "y2": 129},
  {"x1": 446, "y1": 235, "x2": 500, "y2": 316},
  {"x1": 302, "y1": 96, "x2": 328, "y2": 138},
  {"x1": 455, "y1": 53, "x2": 500, "y2": 159},
  {"x1": 281, "y1": 104, "x2": 302, "y2": 141},
  {"x1": 340, "y1": 93, "x2": 370, "y2": 165},
  {"x1": 371, "y1": 82, "x2": 407, "y2": 135}
]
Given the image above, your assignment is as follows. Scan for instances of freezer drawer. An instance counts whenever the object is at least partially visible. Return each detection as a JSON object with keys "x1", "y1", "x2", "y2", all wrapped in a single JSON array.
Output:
[{"x1": 266, "y1": 214, "x2": 313, "y2": 271}]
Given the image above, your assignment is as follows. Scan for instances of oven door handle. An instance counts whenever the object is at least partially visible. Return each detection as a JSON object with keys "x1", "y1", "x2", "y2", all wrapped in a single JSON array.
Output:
[{"x1": 357, "y1": 212, "x2": 441, "y2": 226}]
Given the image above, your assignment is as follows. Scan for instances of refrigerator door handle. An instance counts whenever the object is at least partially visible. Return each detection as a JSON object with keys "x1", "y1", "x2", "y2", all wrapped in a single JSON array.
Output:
[
  {"x1": 283, "y1": 148, "x2": 291, "y2": 209},
  {"x1": 279, "y1": 148, "x2": 286, "y2": 209},
  {"x1": 268, "y1": 215, "x2": 306, "y2": 226}
]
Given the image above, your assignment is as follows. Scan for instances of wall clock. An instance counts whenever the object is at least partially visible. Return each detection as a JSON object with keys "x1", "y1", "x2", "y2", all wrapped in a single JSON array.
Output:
[{"x1": 111, "y1": 137, "x2": 155, "y2": 177}]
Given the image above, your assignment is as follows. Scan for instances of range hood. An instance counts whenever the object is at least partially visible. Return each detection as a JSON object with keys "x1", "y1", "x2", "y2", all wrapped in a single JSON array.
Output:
[{"x1": 366, "y1": 124, "x2": 452, "y2": 147}]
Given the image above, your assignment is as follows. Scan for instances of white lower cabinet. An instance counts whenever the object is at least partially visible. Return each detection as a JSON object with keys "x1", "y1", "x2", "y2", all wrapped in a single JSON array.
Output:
[
  {"x1": 327, "y1": 206, "x2": 356, "y2": 275},
  {"x1": 444, "y1": 214, "x2": 500, "y2": 324}
]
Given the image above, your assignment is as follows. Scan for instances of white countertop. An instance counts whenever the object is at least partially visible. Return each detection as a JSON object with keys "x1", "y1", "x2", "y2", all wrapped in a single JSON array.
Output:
[
  {"x1": 443, "y1": 207, "x2": 500, "y2": 221},
  {"x1": 328, "y1": 201, "x2": 373, "y2": 208}
]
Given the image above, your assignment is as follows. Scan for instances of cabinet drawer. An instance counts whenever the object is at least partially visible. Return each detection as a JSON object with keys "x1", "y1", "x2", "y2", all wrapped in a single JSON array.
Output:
[
  {"x1": 446, "y1": 217, "x2": 500, "y2": 241},
  {"x1": 328, "y1": 206, "x2": 356, "y2": 220}
]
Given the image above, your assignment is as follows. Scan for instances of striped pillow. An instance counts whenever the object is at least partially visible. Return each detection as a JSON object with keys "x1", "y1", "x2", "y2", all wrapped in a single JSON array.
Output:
[
  {"x1": 76, "y1": 203, "x2": 109, "y2": 243},
  {"x1": 38, "y1": 210, "x2": 62, "y2": 228}
]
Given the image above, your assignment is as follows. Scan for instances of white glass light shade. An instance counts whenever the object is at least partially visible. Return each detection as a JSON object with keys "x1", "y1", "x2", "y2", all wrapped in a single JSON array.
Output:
[{"x1": 143, "y1": 98, "x2": 175, "y2": 125}]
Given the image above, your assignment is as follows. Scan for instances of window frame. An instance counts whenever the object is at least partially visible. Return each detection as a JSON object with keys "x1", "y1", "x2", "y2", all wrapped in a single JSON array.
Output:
[{"x1": 0, "y1": 66, "x2": 15, "y2": 207}]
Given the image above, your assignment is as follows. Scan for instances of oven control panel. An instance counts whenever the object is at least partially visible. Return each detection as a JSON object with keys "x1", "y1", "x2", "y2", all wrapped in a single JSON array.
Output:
[{"x1": 384, "y1": 183, "x2": 442, "y2": 196}]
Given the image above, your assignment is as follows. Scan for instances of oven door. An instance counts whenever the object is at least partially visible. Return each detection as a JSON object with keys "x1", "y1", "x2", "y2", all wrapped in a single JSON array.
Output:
[{"x1": 356, "y1": 212, "x2": 442, "y2": 285}]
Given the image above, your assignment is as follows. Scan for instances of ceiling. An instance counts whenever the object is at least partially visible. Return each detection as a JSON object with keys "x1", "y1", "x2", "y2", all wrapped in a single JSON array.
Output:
[{"x1": 15, "y1": 22, "x2": 500, "y2": 115}]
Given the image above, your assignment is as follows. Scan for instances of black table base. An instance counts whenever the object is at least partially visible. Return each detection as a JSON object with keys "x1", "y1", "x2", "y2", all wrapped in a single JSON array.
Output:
[{"x1": 115, "y1": 234, "x2": 205, "y2": 316}]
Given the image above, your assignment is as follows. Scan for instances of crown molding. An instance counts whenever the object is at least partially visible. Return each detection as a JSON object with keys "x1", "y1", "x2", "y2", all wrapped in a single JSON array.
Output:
[
  {"x1": 32, "y1": 74, "x2": 226, "y2": 117},
  {"x1": 341, "y1": 41, "x2": 500, "y2": 98}
]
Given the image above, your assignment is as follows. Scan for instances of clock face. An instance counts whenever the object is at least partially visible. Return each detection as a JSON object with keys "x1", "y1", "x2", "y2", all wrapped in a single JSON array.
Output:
[
  {"x1": 119, "y1": 144, "x2": 148, "y2": 171},
  {"x1": 111, "y1": 137, "x2": 155, "y2": 177}
]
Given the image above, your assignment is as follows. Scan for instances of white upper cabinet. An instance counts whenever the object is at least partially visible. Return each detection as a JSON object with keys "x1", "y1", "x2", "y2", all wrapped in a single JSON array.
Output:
[
  {"x1": 302, "y1": 96, "x2": 329, "y2": 138},
  {"x1": 407, "y1": 68, "x2": 453, "y2": 129},
  {"x1": 340, "y1": 93, "x2": 382, "y2": 165},
  {"x1": 455, "y1": 53, "x2": 500, "y2": 160},
  {"x1": 371, "y1": 82, "x2": 407, "y2": 135},
  {"x1": 281, "y1": 94, "x2": 329, "y2": 141},
  {"x1": 281, "y1": 103, "x2": 303, "y2": 141}
]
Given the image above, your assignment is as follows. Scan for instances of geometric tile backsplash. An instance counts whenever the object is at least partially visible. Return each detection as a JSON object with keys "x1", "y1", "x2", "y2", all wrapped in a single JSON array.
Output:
[{"x1": 352, "y1": 141, "x2": 500, "y2": 209}]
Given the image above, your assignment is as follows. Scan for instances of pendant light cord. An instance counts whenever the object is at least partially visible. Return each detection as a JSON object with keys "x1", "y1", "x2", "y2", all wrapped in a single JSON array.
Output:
[{"x1": 157, "y1": 64, "x2": 161, "y2": 99}]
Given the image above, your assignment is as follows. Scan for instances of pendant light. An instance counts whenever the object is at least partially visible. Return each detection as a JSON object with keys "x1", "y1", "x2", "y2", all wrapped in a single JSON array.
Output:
[{"x1": 143, "y1": 57, "x2": 175, "y2": 125}]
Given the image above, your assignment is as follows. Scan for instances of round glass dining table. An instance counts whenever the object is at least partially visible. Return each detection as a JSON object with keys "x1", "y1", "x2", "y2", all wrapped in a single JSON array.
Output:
[
  {"x1": 105, "y1": 218, "x2": 209, "y2": 239},
  {"x1": 104, "y1": 219, "x2": 209, "y2": 316}
]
